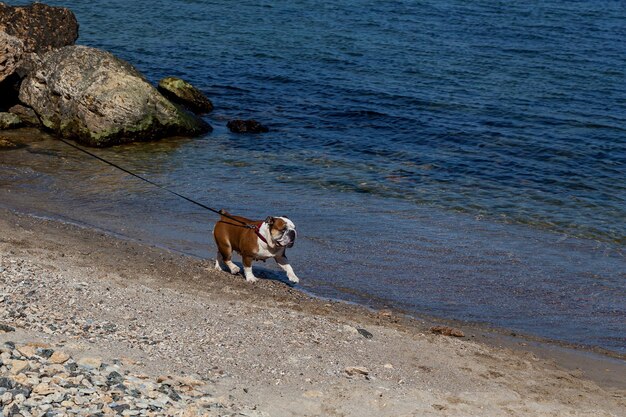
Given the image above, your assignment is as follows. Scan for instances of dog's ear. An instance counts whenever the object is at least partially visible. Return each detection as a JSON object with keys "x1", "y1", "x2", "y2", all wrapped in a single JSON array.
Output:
[{"x1": 265, "y1": 216, "x2": 275, "y2": 225}]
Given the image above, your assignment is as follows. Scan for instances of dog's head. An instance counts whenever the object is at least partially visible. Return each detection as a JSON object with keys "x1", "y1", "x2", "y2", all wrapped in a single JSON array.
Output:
[{"x1": 265, "y1": 216, "x2": 297, "y2": 248}]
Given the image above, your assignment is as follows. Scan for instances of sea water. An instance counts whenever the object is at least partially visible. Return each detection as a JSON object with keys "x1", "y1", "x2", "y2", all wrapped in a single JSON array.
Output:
[{"x1": 2, "y1": 0, "x2": 624, "y2": 353}]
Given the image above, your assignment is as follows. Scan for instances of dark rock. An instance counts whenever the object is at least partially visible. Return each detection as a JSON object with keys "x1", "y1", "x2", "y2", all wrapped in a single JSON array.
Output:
[
  {"x1": 0, "y1": 377, "x2": 15, "y2": 389},
  {"x1": 0, "y1": 323, "x2": 16, "y2": 332},
  {"x1": 106, "y1": 371, "x2": 124, "y2": 386},
  {"x1": 10, "y1": 386, "x2": 31, "y2": 398},
  {"x1": 3, "y1": 341, "x2": 15, "y2": 350},
  {"x1": 6, "y1": 403, "x2": 20, "y2": 417},
  {"x1": 0, "y1": 112, "x2": 21, "y2": 129},
  {"x1": 357, "y1": 328, "x2": 373, "y2": 339},
  {"x1": 158, "y1": 384, "x2": 181, "y2": 401},
  {"x1": 0, "y1": 2, "x2": 79, "y2": 54},
  {"x1": 0, "y1": 32, "x2": 23, "y2": 83},
  {"x1": 158, "y1": 77, "x2": 213, "y2": 114},
  {"x1": 8, "y1": 104, "x2": 40, "y2": 126},
  {"x1": 430, "y1": 325, "x2": 465, "y2": 337},
  {"x1": 19, "y1": 45, "x2": 211, "y2": 147},
  {"x1": 36, "y1": 348, "x2": 54, "y2": 358},
  {"x1": 227, "y1": 119, "x2": 269, "y2": 134},
  {"x1": 113, "y1": 383, "x2": 127, "y2": 393},
  {"x1": 110, "y1": 404, "x2": 130, "y2": 413}
]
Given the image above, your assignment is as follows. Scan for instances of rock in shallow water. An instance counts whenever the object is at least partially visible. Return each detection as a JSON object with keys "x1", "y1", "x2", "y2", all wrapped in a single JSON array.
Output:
[
  {"x1": 19, "y1": 46, "x2": 211, "y2": 147},
  {"x1": 8, "y1": 105, "x2": 40, "y2": 126},
  {"x1": 158, "y1": 76, "x2": 213, "y2": 114},
  {"x1": 0, "y1": 112, "x2": 21, "y2": 129},
  {"x1": 227, "y1": 119, "x2": 269, "y2": 134}
]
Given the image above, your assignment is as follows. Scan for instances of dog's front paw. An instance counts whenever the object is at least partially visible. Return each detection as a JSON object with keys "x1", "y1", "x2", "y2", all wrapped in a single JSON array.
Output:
[
  {"x1": 287, "y1": 273, "x2": 300, "y2": 283},
  {"x1": 245, "y1": 275, "x2": 259, "y2": 283},
  {"x1": 229, "y1": 265, "x2": 241, "y2": 275}
]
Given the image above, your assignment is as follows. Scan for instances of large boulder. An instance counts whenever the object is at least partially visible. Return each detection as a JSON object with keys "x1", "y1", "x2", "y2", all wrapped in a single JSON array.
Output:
[
  {"x1": 1, "y1": 2, "x2": 78, "y2": 111},
  {"x1": 0, "y1": 31, "x2": 23, "y2": 83},
  {"x1": 158, "y1": 77, "x2": 213, "y2": 114},
  {"x1": 0, "y1": 2, "x2": 79, "y2": 54},
  {"x1": 19, "y1": 46, "x2": 211, "y2": 147}
]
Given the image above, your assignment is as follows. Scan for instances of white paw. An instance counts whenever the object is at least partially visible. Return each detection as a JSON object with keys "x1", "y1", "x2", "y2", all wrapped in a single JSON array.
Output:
[
  {"x1": 245, "y1": 275, "x2": 259, "y2": 283},
  {"x1": 229, "y1": 265, "x2": 240, "y2": 275},
  {"x1": 214, "y1": 260, "x2": 222, "y2": 270},
  {"x1": 287, "y1": 273, "x2": 300, "y2": 283}
]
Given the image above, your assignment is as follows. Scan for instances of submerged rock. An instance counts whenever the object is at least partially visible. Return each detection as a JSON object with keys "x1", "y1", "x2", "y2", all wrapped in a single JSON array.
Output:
[
  {"x1": 157, "y1": 77, "x2": 213, "y2": 114},
  {"x1": 0, "y1": 112, "x2": 21, "y2": 129},
  {"x1": 227, "y1": 119, "x2": 269, "y2": 134},
  {"x1": 19, "y1": 46, "x2": 211, "y2": 147},
  {"x1": 0, "y1": 2, "x2": 79, "y2": 54}
]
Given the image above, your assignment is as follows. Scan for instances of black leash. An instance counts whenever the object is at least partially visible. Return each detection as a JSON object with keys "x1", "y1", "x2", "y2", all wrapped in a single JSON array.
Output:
[{"x1": 57, "y1": 138, "x2": 255, "y2": 229}]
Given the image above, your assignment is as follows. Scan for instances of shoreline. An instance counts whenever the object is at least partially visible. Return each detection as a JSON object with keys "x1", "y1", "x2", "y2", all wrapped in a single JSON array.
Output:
[
  {"x1": 3, "y1": 204, "x2": 626, "y2": 365},
  {"x1": 2, "y1": 205, "x2": 626, "y2": 384},
  {"x1": 1, "y1": 205, "x2": 625, "y2": 416},
  {"x1": 1, "y1": 127, "x2": 624, "y2": 356}
]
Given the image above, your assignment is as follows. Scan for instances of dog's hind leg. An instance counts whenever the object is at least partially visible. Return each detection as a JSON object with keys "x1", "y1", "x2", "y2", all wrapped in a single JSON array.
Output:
[
  {"x1": 214, "y1": 251, "x2": 224, "y2": 270},
  {"x1": 218, "y1": 245, "x2": 240, "y2": 275}
]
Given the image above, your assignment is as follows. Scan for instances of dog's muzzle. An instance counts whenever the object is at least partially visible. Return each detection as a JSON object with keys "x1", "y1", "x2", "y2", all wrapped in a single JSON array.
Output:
[{"x1": 277, "y1": 229, "x2": 296, "y2": 248}]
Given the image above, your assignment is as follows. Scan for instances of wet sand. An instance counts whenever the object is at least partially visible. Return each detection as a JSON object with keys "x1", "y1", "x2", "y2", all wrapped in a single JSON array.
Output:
[{"x1": 1, "y1": 207, "x2": 625, "y2": 416}]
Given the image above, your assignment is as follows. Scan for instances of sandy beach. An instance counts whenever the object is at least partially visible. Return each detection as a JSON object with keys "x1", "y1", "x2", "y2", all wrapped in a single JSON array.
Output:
[{"x1": 0, "y1": 206, "x2": 624, "y2": 416}]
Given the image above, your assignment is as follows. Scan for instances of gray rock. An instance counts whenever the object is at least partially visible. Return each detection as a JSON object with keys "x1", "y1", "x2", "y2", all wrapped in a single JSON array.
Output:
[
  {"x1": 19, "y1": 45, "x2": 211, "y2": 147},
  {"x1": 107, "y1": 371, "x2": 124, "y2": 386},
  {"x1": 1, "y1": 391, "x2": 12, "y2": 404},
  {"x1": 5, "y1": 403, "x2": 20, "y2": 417},
  {"x1": 8, "y1": 105, "x2": 40, "y2": 127},
  {"x1": 157, "y1": 77, "x2": 213, "y2": 114},
  {"x1": 0, "y1": 32, "x2": 23, "y2": 83},
  {"x1": 0, "y1": 323, "x2": 15, "y2": 333},
  {"x1": 157, "y1": 385, "x2": 181, "y2": 401},
  {"x1": 0, "y1": 112, "x2": 21, "y2": 129},
  {"x1": 35, "y1": 348, "x2": 53, "y2": 359},
  {"x1": 110, "y1": 403, "x2": 130, "y2": 413}
]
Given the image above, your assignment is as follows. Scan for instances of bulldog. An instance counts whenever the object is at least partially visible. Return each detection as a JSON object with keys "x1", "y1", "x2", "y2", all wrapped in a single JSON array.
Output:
[{"x1": 213, "y1": 210, "x2": 299, "y2": 283}]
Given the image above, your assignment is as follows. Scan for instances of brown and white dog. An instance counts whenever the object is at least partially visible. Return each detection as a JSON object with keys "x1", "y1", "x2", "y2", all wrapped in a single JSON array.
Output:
[{"x1": 213, "y1": 211, "x2": 299, "y2": 283}]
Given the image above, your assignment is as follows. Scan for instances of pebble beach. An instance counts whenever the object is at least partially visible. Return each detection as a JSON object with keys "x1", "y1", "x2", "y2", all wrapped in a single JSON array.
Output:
[{"x1": 1, "y1": 207, "x2": 624, "y2": 416}]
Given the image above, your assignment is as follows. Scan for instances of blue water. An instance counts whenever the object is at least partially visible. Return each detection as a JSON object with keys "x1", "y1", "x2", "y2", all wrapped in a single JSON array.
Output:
[{"x1": 3, "y1": 0, "x2": 625, "y2": 353}]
